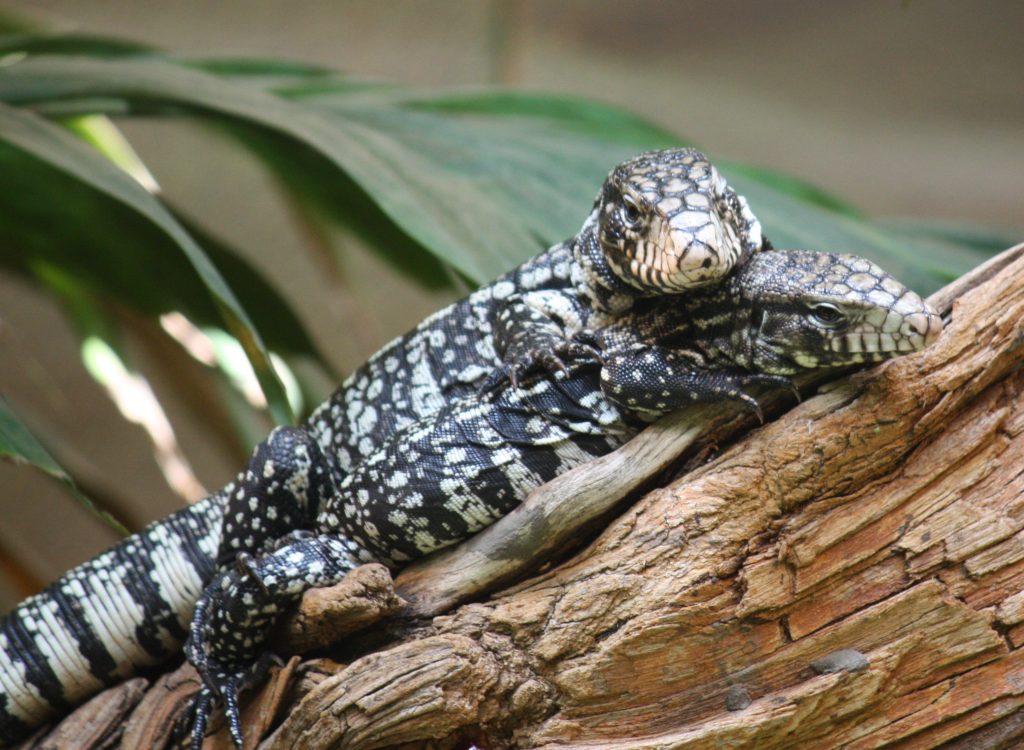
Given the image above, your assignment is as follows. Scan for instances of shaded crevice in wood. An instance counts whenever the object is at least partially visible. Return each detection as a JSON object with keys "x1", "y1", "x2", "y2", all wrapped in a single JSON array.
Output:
[
  {"x1": 29, "y1": 243, "x2": 1024, "y2": 750},
  {"x1": 121, "y1": 664, "x2": 198, "y2": 750}
]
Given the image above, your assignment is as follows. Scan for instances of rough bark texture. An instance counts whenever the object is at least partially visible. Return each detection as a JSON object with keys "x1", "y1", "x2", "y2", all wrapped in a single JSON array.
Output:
[{"x1": 19, "y1": 244, "x2": 1024, "y2": 750}]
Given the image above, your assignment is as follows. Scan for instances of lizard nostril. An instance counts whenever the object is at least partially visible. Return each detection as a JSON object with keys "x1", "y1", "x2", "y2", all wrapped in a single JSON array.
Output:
[
  {"x1": 905, "y1": 311, "x2": 943, "y2": 344},
  {"x1": 906, "y1": 313, "x2": 928, "y2": 336}
]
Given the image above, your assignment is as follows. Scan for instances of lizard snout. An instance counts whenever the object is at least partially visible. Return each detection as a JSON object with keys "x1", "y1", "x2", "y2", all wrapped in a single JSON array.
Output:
[{"x1": 902, "y1": 308, "x2": 943, "y2": 348}]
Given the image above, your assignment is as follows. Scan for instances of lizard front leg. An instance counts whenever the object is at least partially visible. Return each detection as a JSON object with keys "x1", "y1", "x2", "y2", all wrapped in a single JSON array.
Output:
[
  {"x1": 599, "y1": 344, "x2": 797, "y2": 421},
  {"x1": 186, "y1": 426, "x2": 345, "y2": 746},
  {"x1": 483, "y1": 290, "x2": 602, "y2": 391}
]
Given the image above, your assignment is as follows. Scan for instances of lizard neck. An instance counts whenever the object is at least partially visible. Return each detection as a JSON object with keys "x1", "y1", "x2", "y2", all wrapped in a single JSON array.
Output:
[
  {"x1": 679, "y1": 280, "x2": 759, "y2": 370},
  {"x1": 570, "y1": 208, "x2": 644, "y2": 315}
]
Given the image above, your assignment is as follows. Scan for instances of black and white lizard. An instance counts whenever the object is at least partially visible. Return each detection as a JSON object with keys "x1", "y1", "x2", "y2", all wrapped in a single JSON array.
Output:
[
  {"x1": 589, "y1": 248, "x2": 943, "y2": 418},
  {"x1": 0, "y1": 147, "x2": 763, "y2": 745},
  {"x1": 0, "y1": 147, "x2": 940, "y2": 746}
]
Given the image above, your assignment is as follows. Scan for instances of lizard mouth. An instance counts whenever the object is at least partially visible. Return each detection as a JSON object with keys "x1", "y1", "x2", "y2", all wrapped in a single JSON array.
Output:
[
  {"x1": 605, "y1": 237, "x2": 722, "y2": 294},
  {"x1": 828, "y1": 309, "x2": 942, "y2": 359}
]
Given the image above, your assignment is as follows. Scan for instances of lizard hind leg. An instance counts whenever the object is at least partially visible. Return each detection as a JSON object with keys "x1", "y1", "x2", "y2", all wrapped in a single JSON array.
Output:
[
  {"x1": 184, "y1": 534, "x2": 366, "y2": 748},
  {"x1": 215, "y1": 426, "x2": 338, "y2": 571}
]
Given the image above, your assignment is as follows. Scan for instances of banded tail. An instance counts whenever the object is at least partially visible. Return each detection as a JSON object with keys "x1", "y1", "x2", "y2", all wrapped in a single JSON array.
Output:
[{"x1": 0, "y1": 494, "x2": 225, "y2": 744}]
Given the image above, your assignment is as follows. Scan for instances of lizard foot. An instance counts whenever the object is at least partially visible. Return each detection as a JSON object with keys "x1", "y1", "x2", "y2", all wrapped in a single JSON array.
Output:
[
  {"x1": 732, "y1": 373, "x2": 801, "y2": 424},
  {"x1": 481, "y1": 341, "x2": 604, "y2": 393},
  {"x1": 183, "y1": 534, "x2": 360, "y2": 748},
  {"x1": 177, "y1": 652, "x2": 279, "y2": 749},
  {"x1": 182, "y1": 568, "x2": 280, "y2": 749}
]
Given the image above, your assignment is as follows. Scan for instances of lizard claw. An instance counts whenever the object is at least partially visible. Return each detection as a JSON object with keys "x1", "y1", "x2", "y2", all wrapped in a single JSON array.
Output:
[
  {"x1": 222, "y1": 675, "x2": 245, "y2": 749},
  {"x1": 569, "y1": 331, "x2": 606, "y2": 365},
  {"x1": 174, "y1": 685, "x2": 213, "y2": 750},
  {"x1": 735, "y1": 392, "x2": 765, "y2": 424},
  {"x1": 732, "y1": 374, "x2": 800, "y2": 423},
  {"x1": 182, "y1": 652, "x2": 279, "y2": 748},
  {"x1": 754, "y1": 373, "x2": 801, "y2": 403},
  {"x1": 563, "y1": 339, "x2": 606, "y2": 367},
  {"x1": 183, "y1": 669, "x2": 241, "y2": 750},
  {"x1": 482, "y1": 341, "x2": 605, "y2": 394},
  {"x1": 477, "y1": 364, "x2": 515, "y2": 395},
  {"x1": 509, "y1": 352, "x2": 569, "y2": 389}
]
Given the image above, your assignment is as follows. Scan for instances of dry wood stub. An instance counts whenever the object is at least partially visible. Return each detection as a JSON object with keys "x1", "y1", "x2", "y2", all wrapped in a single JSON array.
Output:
[{"x1": 19, "y1": 246, "x2": 1024, "y2": 750}]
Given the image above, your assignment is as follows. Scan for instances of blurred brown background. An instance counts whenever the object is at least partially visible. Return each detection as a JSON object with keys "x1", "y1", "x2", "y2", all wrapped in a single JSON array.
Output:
[{"x1": 1, "y1": 0, "x2": 1021, "y2": 610}]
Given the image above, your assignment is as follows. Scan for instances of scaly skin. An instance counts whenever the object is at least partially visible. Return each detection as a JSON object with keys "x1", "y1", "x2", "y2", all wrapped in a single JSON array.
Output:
[
  {"x1": 590, "y1": 250, "x2": 943, "y2": 417},
  {"x1": 180, "y1": 249, "x2": 940, "y2": 748},
  {"x1": 0, "y1": 148, "x2": 764, "y2": 747},
  {"x1": 0, "y1": 247, "x2": 941, "y2": 749}
]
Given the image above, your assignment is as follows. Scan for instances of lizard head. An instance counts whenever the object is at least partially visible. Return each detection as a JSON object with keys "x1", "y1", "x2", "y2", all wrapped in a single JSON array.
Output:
[
  {"x1": 740, "y1": 250, "x2": 943, "y2": 373},
  {"x1": 596, "y1": 147, "x2": 763, "y2": 295}
]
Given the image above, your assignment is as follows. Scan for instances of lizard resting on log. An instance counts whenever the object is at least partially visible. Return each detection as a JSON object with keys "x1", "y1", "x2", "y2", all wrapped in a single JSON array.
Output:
[
  {"x1": 255, "y1": 244, "x2": 1019, "y2": 750},
  {"x1": 0, "y1": 148, "x2": 939, "y2": 748}
]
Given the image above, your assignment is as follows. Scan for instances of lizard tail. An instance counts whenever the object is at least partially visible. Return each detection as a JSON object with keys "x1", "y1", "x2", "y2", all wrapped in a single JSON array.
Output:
[{"x1": 0, "y1": 492, "x2": 225, "y2": 744}]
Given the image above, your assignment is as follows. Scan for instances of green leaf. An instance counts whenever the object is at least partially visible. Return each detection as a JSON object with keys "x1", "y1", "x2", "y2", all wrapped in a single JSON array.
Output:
[
  {"x1": 64, "y1": 113, "x2": 158, "y2": 189},
  {"x1": 0, "y1": 101, "x2": 295, "y2": 424},
  {"x1": 0, "y1": 125, "x2": 323, "y2": 369},
  {"x1": 0, "y1": 52, "x2": 1007, "y2": 298},
  {"x1": 217, "y1": 122, "x2": 458, "y2": 290},
  {"x1": 0, "y1": 56, "x2": 477, "y2": 278},
  {"x1": 0, "y1": 136, "x2": 320, "y2": 358},
  {"x1": 724, "y1": 173, "x2": 994, "y2": 296},
  {"x1": 293, "y1": 98, "x2": 643, "y2": 280},
  {"x1": 397, "y1": 89, "x2": 682, "y2": 147},
  {"x1": 0, "y1": 56, "x2": 680, "y2": 283},
  {"x1": 0, "y1": 32, "x2": 155, "y2": 59},
  {"x1": 290, "y1": 90, "x2": 682, "y2": 280},
  {"x1": 188, "y1": 56, "x2": 333, "y2": 80},
  {"x1": 0, "y1": 397, "x2": 66, "y2": 479},
  {"x1": 0, "y1": 397, "x2": 129, "y2": 536},
  {"x1": 0, "y1": 9, "x2": 46, "y2": 36}
]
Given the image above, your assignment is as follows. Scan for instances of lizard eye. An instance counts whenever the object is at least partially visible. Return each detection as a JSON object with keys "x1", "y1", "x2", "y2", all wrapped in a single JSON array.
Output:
[
  {"x1": 620, "y1": 194, "x2": 643, "y2": 229},
  {"x1": 809, "y1": 302, "x2": 845, "y2": 328}
]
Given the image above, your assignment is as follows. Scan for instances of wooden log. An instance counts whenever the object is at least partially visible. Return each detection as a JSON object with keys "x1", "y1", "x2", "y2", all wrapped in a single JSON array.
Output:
[
  {"x1": 25, "y1": 244, "x2": 1024, "y2": 750},
  {"x1": 262, "y1": 243, "x2": 1024, "y2": 749}
]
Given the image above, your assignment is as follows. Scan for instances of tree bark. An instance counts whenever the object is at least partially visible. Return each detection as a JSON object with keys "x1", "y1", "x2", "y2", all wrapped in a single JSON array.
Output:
[{"x1": 22, "y1": 244, "x2": 1024, "y2": 750}]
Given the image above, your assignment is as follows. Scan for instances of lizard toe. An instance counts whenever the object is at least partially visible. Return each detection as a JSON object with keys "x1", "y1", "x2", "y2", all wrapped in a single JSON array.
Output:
[{"x1": 178, "y1": 685, "x2": 214, "y2": 750}]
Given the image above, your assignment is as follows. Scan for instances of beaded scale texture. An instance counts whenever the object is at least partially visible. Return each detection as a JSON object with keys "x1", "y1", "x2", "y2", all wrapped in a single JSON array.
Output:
[{"x1": 0, "y1": 148, "x2": 941, "y2": 747}]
